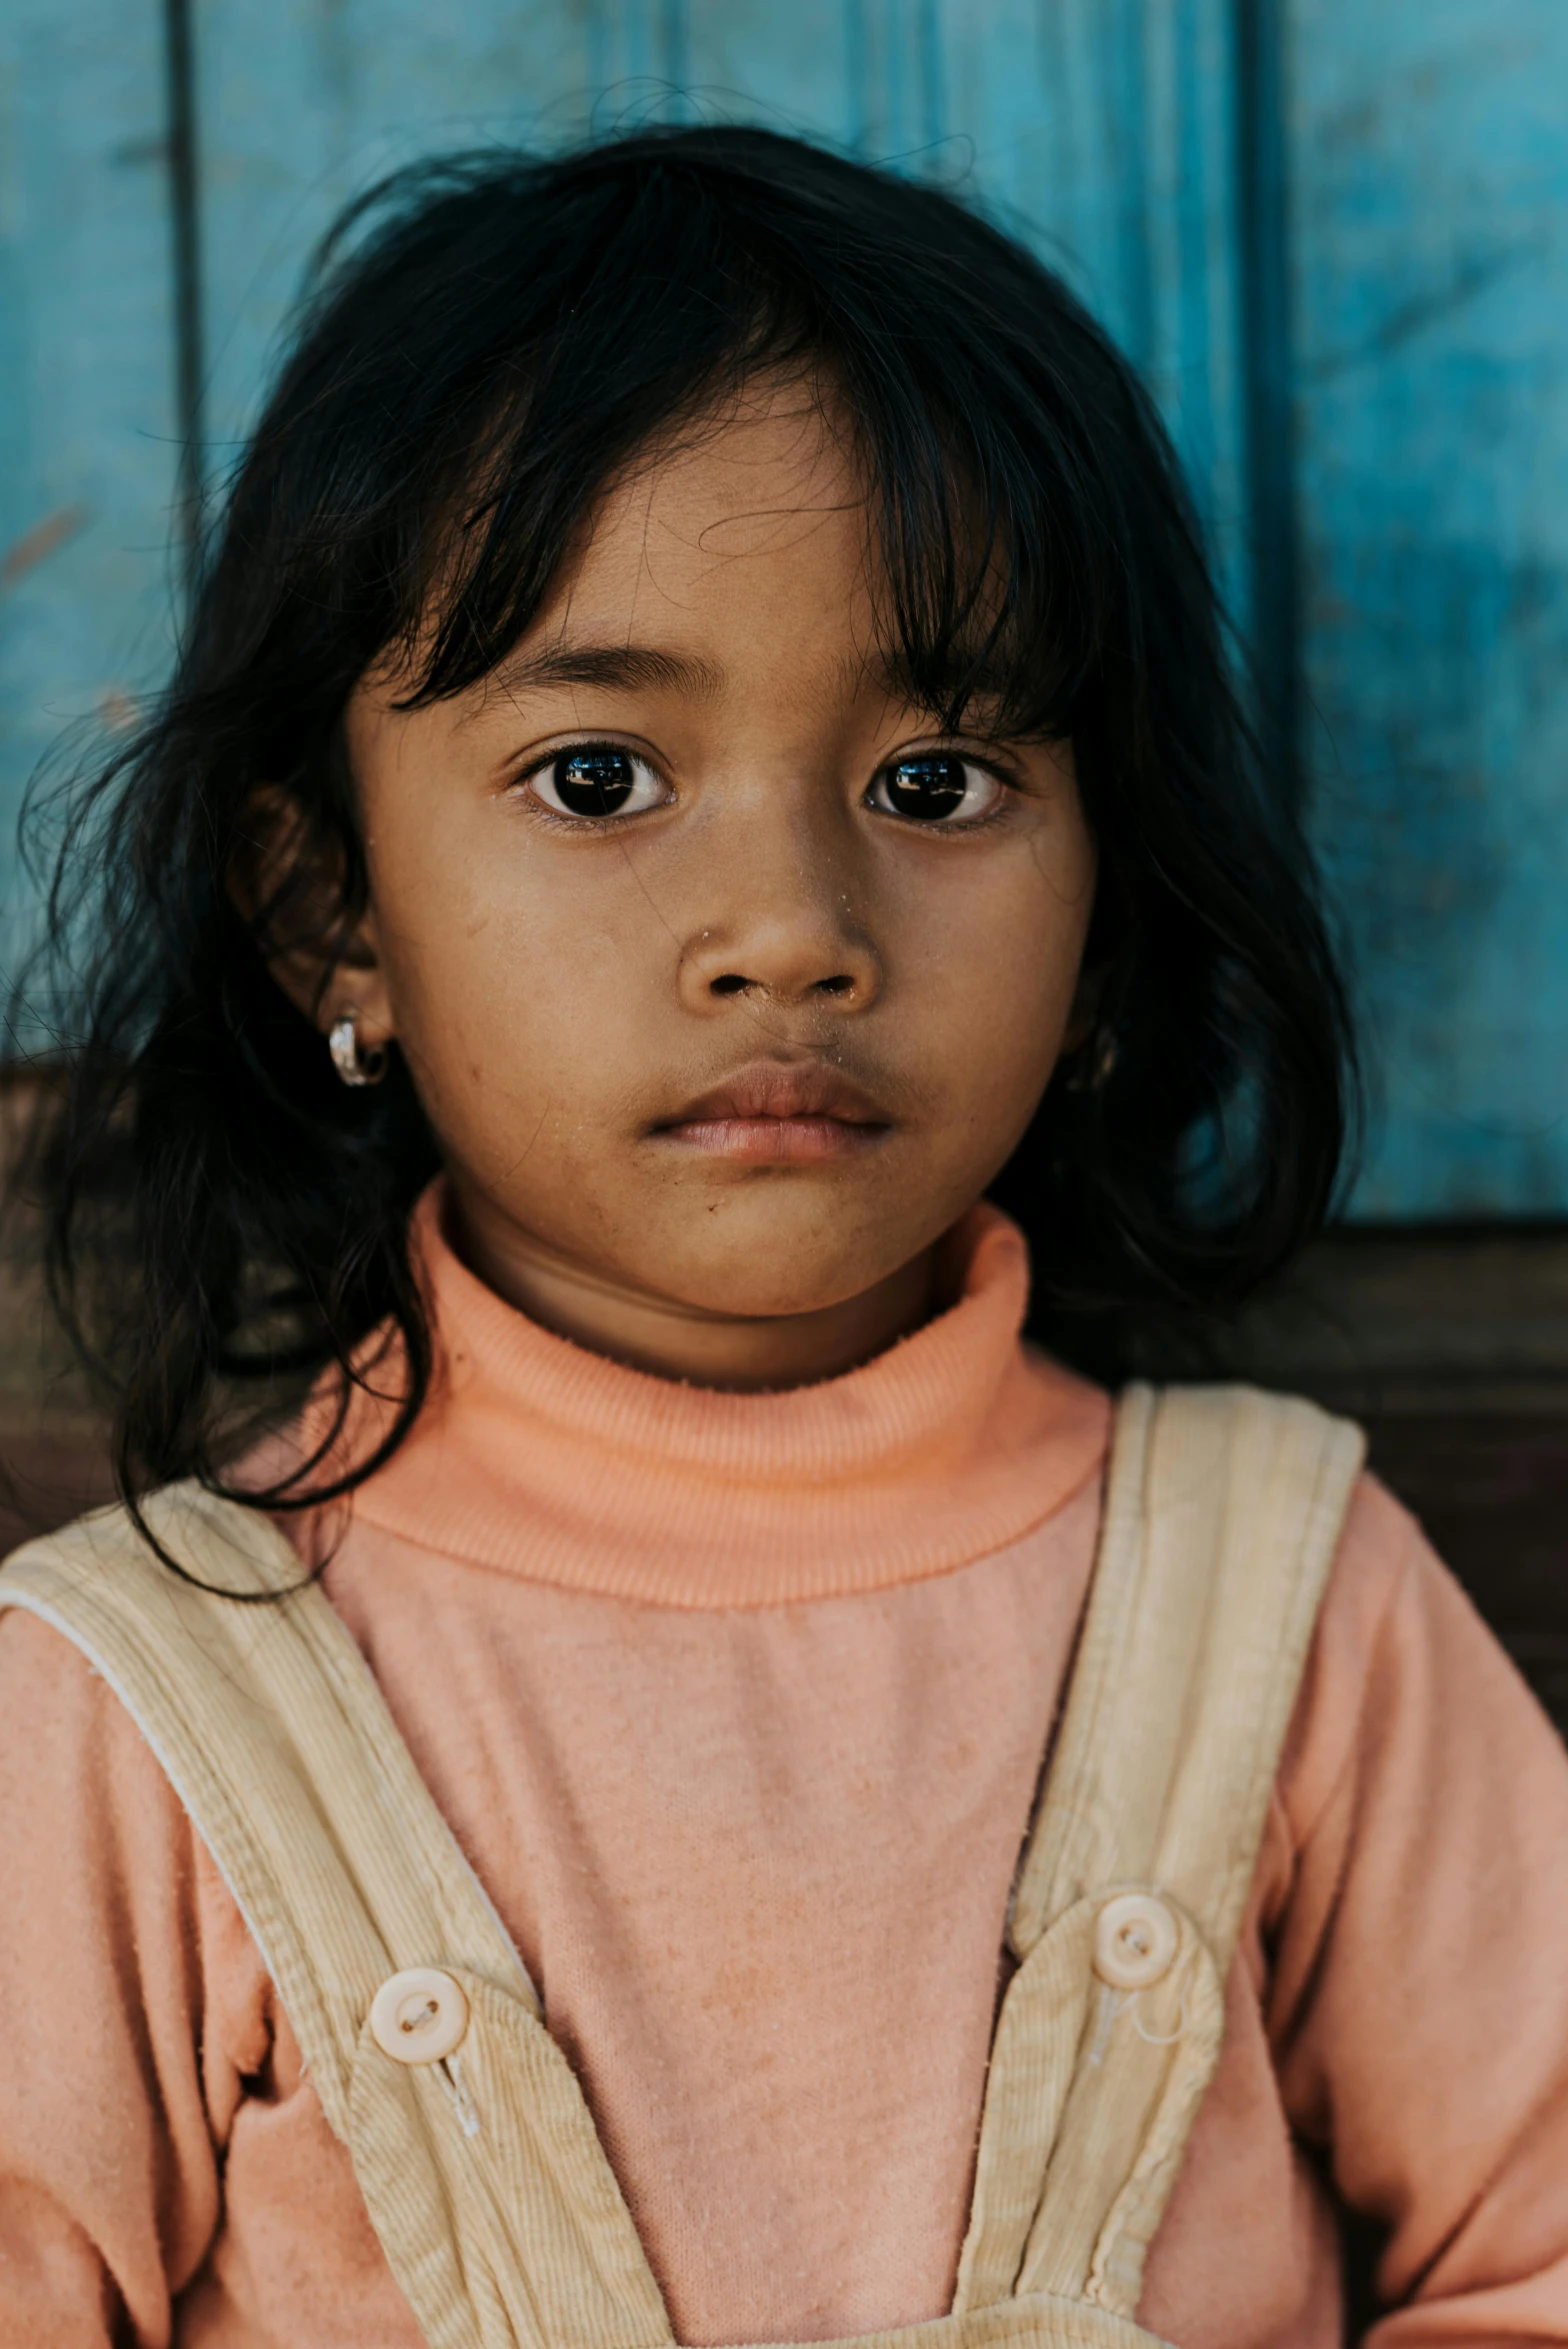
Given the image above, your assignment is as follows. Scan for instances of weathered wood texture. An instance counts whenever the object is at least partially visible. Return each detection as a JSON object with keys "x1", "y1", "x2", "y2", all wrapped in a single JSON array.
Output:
[
  {"x1": 194, "y1": 0, "x2": 1248, "y2": 607},
  {"x1": 3, "y1": 1, "x2": 1567, "y2": 1216},
  {"x1": 1291, "y1": 1, "x2": 1568, "y2": 1212},
  {"x1": 0, "y1": 1, "x2": 181, "y2": 1014}
]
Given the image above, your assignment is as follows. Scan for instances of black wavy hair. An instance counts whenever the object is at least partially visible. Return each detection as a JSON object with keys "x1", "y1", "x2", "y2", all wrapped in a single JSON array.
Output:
[{"x1": 17, "y1": 124, "x2": 1355, "y2": 1518}]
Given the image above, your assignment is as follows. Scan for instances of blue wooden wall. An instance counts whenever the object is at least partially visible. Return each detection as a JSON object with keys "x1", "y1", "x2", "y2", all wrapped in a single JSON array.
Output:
[
  {"x1": 1291, "y1": 1, "x2": 1568, "y2": 1214},
  {"x1": 3, "y1": 0, "x2": 1566, "y2": 1218}
]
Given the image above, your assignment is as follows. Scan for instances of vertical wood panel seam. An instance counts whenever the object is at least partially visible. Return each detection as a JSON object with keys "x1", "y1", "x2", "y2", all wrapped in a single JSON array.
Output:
[
  {"x1": 163, "y1": 0, "x2": 205, "y2": 600},
  {"x1": 843, "y1": 0, "x2": 869, "y2": 155},
  {"x1": 659, "y1": 0, "x2": 689, "y2": 105},
  {"x1": 1234, "y1": 0, "x2": 1299, "y2": 804}
]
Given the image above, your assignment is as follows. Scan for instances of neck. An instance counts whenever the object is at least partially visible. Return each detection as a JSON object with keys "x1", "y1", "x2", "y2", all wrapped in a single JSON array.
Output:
[{"x1": 443, "y1": 1192, "x2": 939, "y2": 1391}]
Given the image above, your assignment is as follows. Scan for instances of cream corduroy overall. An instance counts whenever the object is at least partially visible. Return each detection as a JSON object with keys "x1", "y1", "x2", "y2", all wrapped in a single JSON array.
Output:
[{"x1": 0, "y1": 1382, "x2": 1363, "y2": 2349}]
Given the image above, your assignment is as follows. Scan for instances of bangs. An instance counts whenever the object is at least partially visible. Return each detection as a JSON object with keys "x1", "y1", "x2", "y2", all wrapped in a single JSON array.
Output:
[{"x1": 310, "y1": 140, "x2": 1116, "y2": 741}]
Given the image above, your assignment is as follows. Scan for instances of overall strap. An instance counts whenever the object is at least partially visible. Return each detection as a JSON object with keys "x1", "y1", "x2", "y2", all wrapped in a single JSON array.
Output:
[
  {"x1": 0, "y1": 1488, "x2": 670, "y2": 2349},
  {"x1": 956, "y1": 1383, "x2": 1365, "y2": 2324},
  {"x1": 1015, "y1": 1381, "x2": 1365, "y2": 1949},
  {"x1": 0, "y1": 1392, "x2": 1364, "y2": 2349}
]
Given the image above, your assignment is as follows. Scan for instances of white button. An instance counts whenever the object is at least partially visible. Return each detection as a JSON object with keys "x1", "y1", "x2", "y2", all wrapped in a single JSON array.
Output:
[
  {"x1": 369, "y1": 1967, "x2": 470, "y2": 2065},
  {"x1": 1093, "y1": 1893, "x2": 1179, "y2": 1991}
]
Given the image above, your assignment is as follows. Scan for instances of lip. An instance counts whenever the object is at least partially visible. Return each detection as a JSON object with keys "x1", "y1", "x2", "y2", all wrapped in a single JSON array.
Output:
[{"x1": 651, "y1": 1061, "x2": 892, "y2": 1163}]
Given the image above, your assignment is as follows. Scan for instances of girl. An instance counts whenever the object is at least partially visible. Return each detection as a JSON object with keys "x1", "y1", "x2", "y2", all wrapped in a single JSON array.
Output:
[{"x1": 2, "y1": 128, "x2": 1566, "y2": 2349}]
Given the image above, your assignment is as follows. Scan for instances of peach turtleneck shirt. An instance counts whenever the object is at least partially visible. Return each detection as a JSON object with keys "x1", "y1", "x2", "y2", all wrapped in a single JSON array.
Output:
[{"x1": 2, "y1": 1196, "x2": 1568, "y2": 2349}]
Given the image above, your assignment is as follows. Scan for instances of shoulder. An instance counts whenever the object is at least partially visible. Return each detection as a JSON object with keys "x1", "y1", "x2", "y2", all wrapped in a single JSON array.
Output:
[
  {"x1": 0, "y1": 1485, "x2": 299, "y2": 1867},
  {"x1": 1287, "y1": 1466, "x2": 1424, "y2": 1805},
  {"x1": 0, "y1": 1544, "x2": 193, "y2": 1845},
  {"x1": 0, "y1": 1513, "x2": 277, "y2": 2040},
  {"x1": 1263, "y1": 1461, "x2": 1568, "y2": 1915},
  {"x1": 1262, "y1": 1467, "x2": 1427, "y2": 1845},
  {"x1": 0, "y1": 1582, "x2": 217, "y2": 2019},
  {"x1": 1, "y1": 1481, "x2": 308, "y2": 1613}
]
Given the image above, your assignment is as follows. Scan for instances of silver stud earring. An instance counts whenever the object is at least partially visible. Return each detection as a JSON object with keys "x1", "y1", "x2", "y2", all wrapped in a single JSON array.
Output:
[{"x1": 328, "y1": 1010, "x2": 388, "y2": 1088}]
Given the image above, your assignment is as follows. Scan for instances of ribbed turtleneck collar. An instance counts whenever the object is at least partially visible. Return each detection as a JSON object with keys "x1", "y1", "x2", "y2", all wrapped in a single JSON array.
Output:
[{"x1": 339, "y1": 1185, "x2": 1109, "y2": 1608}]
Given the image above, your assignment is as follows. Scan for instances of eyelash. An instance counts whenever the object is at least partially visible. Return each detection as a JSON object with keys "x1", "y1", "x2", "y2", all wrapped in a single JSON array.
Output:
[
  {"x1": 514, "y1": 739, "x2": 1020, "y2": 830},
  {"x1": 520, "y1": 742, "x2": 670, "y2": 825},
  {"x1": 863, "y1": 756, "x2": 1013, "y2": 831}
]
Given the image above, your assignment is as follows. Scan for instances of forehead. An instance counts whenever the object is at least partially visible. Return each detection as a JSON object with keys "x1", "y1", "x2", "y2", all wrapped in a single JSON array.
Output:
[
  {"x1": 370, "y1": 371, "x2": 1022, "y2": 732},
  {"x1": 537, "y1": 379, "x2": 876, "y2": 642}
]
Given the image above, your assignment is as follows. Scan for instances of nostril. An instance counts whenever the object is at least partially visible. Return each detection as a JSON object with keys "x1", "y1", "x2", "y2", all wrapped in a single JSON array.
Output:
[
  {"x1": 815, "y1": 974, "x2": 855, "y2": 997},
  {"x1": 710, "y1": 973, "x2": 751, "y2": 996}
]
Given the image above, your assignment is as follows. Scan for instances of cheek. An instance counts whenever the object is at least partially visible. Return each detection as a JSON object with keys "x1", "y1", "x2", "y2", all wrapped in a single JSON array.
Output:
[
  {"x1": 372, "y1": 834, "x2": 666, "y2": 1148},
  {"x1": 910, "y1": 854, "x2": 1093, "y2": 1107}
]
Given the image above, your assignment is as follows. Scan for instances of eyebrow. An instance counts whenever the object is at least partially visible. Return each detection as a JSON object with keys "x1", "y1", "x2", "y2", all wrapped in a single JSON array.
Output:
[
  {"x1": 489, "y1": 642, "x2": 725, "y2": 700},
  {"x1": 484, "y1": 636, "x2": 1023, "y2": 732},
  {"x1": 860, "y1": 646, "x2": 1017, "y2": 724}
]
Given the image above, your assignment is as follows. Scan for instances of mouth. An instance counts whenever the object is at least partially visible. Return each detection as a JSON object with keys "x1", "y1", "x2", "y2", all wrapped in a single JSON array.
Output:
[{"x1": 650, "y1": 1061, "x2": 893, "y2": 1164}]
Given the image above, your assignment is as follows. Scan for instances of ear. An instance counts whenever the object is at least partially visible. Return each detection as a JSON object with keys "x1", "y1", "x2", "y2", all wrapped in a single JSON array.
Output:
[{"x1": 229, "y1": 786, "x2": 396, "y2": 1050}]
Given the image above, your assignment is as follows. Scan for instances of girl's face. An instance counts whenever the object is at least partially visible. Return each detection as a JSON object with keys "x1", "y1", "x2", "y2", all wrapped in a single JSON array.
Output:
[{"x1": 338, "y1": 382, "x2": 1096, "y2": 1385}]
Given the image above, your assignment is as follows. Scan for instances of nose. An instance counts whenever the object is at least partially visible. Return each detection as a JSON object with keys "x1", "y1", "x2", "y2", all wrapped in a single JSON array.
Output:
[{"x1": 677, "y1": 843, "x2": 882, "y2": 1017}]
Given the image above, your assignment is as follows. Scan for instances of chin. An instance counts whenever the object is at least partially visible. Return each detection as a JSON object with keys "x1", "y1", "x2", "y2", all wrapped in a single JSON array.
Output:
[
  {"x1": 685, "y1": 1275, "x2": 863, "y2": 1322},
  {"x1": 655, "y1": 1239, "x2": 898, "y2": 1325}
]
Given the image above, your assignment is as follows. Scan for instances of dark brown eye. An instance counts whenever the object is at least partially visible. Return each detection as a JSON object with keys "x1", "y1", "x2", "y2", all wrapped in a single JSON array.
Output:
[
  {"x1": 530, "y1": 746, "x2": 665, "y2": 819},
  {"x1": 867, "y1": 755, "x2": 1002, "y2": 824}
]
